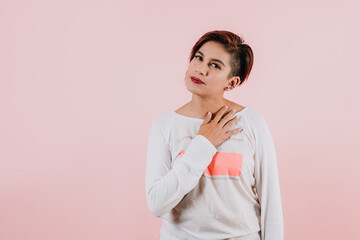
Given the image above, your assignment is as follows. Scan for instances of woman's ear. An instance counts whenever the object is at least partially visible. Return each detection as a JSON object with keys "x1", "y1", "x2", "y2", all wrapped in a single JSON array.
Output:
[{"x1": 230, "y1": 76, "x2": 241, "y2": 88}]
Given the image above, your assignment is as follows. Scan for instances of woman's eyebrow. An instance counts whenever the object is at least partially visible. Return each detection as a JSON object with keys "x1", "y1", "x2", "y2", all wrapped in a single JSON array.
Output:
[{"x1": 196, "y1": 50, "x2": 226, "y2": 67}]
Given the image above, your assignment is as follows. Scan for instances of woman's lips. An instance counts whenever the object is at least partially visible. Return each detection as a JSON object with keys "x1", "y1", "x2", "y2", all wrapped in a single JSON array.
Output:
[{"x1": 191, "y1": 77, "x2": 204, "y2": 84}]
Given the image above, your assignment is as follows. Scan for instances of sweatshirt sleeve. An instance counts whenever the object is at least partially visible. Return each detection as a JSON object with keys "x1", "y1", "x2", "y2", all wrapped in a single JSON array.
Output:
[
  {"x1": 145, "y1": 117, "x2": 217, "y2": 217},
  {"x1": 253, "y1": 116, "x2": 284, "y2": 240}
]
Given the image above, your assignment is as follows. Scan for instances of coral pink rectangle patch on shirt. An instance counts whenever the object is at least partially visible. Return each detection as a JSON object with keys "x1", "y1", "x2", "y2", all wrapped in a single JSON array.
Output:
[
  {"x1": 204, "y1": 152, "x2": 243, "y2": 176},
  {"x1": 178, "y1": 151, "x2": 243, "y2": 176}
]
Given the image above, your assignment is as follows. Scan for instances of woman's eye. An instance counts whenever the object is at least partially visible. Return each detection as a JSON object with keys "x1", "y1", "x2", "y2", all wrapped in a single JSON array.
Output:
[
  {"x1": 211, "y1": 63, "x2": 220, "y2": 69},
  {"x1": 194, "y1": 56, "x2": 220, "y2": 69}
]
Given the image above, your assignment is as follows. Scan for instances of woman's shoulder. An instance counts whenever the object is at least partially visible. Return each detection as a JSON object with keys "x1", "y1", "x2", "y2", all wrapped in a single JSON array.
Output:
[
  {"x1": 240, "y1": 106, "x2": 272, "y2": 137},
  {"x1": 151, "y1": 111, "x2": 175, "y2": 126},
  {"x1": 223, "y1": 101, "x2": 267, "y2": 127},
  {"x1": 148, "y1": 111, "x2": 176, "y2": 142},
  {"x1": 227, "y1": 100, "x2": 246, "y2": 112}
]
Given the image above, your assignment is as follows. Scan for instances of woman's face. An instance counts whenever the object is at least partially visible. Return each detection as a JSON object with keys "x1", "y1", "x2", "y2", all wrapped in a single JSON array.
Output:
[{"x1": 185, "y1": 41, "x2": 234, "y2": 97}]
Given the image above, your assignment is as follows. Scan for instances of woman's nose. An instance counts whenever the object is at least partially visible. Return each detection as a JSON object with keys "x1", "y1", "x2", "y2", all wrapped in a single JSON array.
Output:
[{"x1": 195, "y1": 63, "x2": 207, "y2": 75}]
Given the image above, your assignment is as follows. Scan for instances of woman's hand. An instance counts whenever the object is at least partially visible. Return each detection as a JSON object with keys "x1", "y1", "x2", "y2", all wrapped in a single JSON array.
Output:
[{"x1": 197, "y1": 105, "x2": 243, "y2": 148}]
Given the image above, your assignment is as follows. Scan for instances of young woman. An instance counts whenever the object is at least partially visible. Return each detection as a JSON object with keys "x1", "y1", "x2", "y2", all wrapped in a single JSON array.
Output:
[{"x1": 145, "y1": 30, "x2": 283, "y2": 240}]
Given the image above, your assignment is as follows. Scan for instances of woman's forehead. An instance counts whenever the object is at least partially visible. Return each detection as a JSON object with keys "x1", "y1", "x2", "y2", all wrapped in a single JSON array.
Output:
[{"x1": 198, "y1": 41, "x2": 230, "y2": 66}]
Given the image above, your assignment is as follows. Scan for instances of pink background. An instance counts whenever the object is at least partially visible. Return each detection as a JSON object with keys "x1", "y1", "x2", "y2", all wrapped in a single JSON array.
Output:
[{"x1": 1, "y1": 0, "x2": 359, "y2": 239}]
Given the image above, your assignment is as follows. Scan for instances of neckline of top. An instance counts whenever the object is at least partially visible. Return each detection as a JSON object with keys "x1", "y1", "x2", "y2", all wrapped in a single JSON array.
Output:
[{"x1": 172, "y1": 106, "x2": 249, "y2": 121}]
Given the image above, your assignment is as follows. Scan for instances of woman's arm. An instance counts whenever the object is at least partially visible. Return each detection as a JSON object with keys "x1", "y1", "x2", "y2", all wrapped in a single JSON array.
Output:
[
  {"x1": 254, "y1": 117, "x2": 284, "y2": 240},
  {"x1": 145, "y1": 118, "x2": 217, "y2": 217}
]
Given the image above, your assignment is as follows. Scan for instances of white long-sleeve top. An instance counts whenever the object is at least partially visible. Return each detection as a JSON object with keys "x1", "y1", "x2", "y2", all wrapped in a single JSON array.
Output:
[{"x1": 145, "y1": 106, "x2": 283, "y2": 240}]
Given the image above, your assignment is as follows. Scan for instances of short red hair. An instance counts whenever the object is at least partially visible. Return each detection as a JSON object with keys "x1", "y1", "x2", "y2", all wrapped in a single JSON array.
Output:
[{"x1": 189, "y1": 30, "x2": 254, "y2": 86}]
